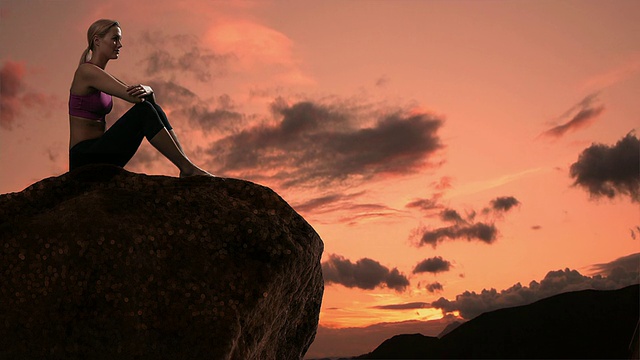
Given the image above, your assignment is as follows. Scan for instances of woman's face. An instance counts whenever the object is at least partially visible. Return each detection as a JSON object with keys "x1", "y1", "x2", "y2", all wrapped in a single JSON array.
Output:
[{"x1": 95, "y1": 26, "x2": 122, "y2": 60}]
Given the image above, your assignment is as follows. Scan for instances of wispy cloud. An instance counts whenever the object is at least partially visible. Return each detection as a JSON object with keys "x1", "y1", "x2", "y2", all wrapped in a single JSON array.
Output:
[
  {"x1": 322, "y1": 254, "x2": 410, "y2": 292},
  {"x1": 138, "y1": 31, "x2": 232, "y2": 82},
  {"x1": 540, "y1": 93, "x2": 604, "y2": 138},
  {"x1": 581, "y1": 53, "x2": 640, "y2": 90},
  {"x1": 406, "y1": 177, "x2": 452, "y2": 214},
  {"x1": 372, "y1": 302, "x2": 430, "y2": 310},
  {"x1": 570, "y1": 132, "x2": 639, "y2": 202},
  {"x1": 293, "y1": 192, "x2": 365, "y2": 214}
]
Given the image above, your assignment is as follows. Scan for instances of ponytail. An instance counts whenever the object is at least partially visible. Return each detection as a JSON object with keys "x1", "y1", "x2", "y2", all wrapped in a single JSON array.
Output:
[{"x1": 78, "y1": 47, "x2": 91, "y2": 66}]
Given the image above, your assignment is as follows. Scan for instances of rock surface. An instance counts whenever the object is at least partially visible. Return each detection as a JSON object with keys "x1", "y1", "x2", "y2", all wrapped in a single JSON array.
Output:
[{"x1": 0, "y1": 164, "x2": 324, "y2": 359}]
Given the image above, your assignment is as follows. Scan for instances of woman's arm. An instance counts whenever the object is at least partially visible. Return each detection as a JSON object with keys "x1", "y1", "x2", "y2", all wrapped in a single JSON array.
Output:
[{"x1": 78, "y1": 64, "x2": 151, "y2": 103}]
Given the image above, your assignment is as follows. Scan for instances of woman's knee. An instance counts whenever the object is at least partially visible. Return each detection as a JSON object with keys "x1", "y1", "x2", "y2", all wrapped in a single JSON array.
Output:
[{"x1": 132, "y1": 100, "x2": 156, "y2": 114}]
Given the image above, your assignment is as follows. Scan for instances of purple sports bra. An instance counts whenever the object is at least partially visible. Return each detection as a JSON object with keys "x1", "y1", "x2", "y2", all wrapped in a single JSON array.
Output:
[{"x1": 69, "y1": 90, "x2": 113, "y2": 122}]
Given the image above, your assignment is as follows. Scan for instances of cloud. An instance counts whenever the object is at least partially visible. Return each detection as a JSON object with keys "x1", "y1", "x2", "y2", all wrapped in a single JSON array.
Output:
[
  {"x1": 426, "y1": 282, "x2": 444, "y2": 293},
  {"x1": 440, "y1": 209, "x2": 465, "y2": 223},
  {"x1": 419, "y1": 222, "x2": 498, "y2": 247},
  {"x1": 0, "y1": 60, "x2": 57, "y2": 130},
  {"x1": 372, "y1": 302, "x2": 430, "y2": 310},
  {"x1": 590, "y1": 253, "x2": 640, "y2": 277},
  {"x1": 413, "y1": 257, "x2": 452, "y2": 274},
  {"x1": 405, "y1": 196, "x2": 444, "y2": 212},
  {"x1": 414, "y1": 196, "x2": 519, "y2": 248},
  {"x1": 541, "y1": 93, "x2": 605, "y2": 138},
  {"x1": 138, "y1": 32, "x2": 231, "y2": 82},
  {"x1": 0, "y1": 60, "x2": 25, "y2": 128},
  {"x1": 292, "y1": 191, "x2": 405, "y2": 225},
  {"x1": 490, "y1": 196, "x2": 520, "y2": 212},
  {"x1": 208, "y1": 100, "x2": 444, "y2": 188},
  {"x1": 405, "y1": 177, "x2": 452, "y2": 214},
  {"x1": 569, "y1": 132, "x2": 640, "y2": 202},
  {"x1": 432, "y1": 258, "x2": 640, "y2": 319},
  {"x1": 145, "y1": 80, "x2": 245, "y2": 134},
  {"x1": 322, "y1": 254, "x2": 410, "y2": 292}
]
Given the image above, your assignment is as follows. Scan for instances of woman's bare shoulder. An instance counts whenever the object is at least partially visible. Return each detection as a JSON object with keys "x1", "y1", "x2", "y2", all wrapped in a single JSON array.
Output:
[{"x1": 72, "y1": 64, "x2": 110, "y2": 93}]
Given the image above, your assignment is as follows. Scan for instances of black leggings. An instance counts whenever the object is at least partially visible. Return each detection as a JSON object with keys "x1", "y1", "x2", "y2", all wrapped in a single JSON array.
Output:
[{"x1": 69, "y1": 101, "x2": 173, "y2": 171}]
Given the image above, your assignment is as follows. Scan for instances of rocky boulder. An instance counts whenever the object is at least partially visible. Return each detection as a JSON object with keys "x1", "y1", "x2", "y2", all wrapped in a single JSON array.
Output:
[{"x1": 0, "y1": 164, "x2": 324, "y2": 359}]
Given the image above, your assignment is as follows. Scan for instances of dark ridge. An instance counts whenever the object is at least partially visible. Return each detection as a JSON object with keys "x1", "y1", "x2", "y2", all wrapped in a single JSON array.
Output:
[{"x1": 356, "y1": 285, "x2": 639, "y2": 359}]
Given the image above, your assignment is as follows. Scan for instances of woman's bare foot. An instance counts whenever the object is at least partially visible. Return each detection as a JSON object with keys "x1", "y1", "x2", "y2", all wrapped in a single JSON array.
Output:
[{"x1": 180, "y1": 165, "x2": 215, "y2": 178}]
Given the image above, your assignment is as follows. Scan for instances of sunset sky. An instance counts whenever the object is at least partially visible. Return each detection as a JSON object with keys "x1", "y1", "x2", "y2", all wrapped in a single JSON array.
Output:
[{"x1": 1, "y1": 1, "x2": 639, "y2": 358}]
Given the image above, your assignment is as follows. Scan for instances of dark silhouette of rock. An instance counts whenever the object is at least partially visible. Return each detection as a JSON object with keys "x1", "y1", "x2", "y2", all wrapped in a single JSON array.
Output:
[
  {"x1": 357, "y1": 285, "x2": 639, "y2": 359},
  {"x1": 356, "y1": 333, "x2": 439, "y2": 359},
  {"x1": 0, "y1": 164, "x2": 324, "y2": 359}
]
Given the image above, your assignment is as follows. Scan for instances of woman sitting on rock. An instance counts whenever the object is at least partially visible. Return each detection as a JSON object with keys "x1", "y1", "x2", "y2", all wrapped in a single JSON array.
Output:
[{"x1": 68, "y1": 19, "x2": 212, "y2": 177}]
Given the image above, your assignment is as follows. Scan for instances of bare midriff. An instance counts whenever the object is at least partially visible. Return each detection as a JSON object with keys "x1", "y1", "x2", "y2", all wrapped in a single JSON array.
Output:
[{"x1": 69, "y1": 115, "x2": 106, "y2": 149}]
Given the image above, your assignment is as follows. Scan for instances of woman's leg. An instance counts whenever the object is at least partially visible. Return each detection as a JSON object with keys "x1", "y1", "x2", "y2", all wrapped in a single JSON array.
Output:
[
  {"x1": 70, "y1": 102, "x2": 210, "y2": 176},
  {"x1": 144, "y1": 102, "x2": 210, "y2": 176},
  {"x1": 149, "y1": 103, "x2": 187, "y2": 157}
]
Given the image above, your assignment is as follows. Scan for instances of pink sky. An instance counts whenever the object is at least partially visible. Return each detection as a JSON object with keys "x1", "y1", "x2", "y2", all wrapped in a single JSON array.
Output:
[{"x1": 1, "y1": 1, "x2": 639, "y2": 358}]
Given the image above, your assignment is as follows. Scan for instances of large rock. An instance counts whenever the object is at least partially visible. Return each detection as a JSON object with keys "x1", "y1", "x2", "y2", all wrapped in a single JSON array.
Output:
[{"x1": 0, "y1": 165, "x2": 324, "y2": 359}]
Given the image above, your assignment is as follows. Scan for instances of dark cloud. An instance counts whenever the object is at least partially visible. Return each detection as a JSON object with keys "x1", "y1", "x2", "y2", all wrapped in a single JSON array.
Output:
[
  {"x1": 541, "y1": 93, "x2": 604, "y2": 138},
  {"x1": 426, "y1": 282, "x2": 444, "y2": 293},
  {"x1": 440, "y1": 208, "x2": 465, "y2": 223},
  {"x1": 372, "y1": 302, "x2": 430, "y2": 310},
  {"x1": 414, "y1": 196, "x2": 519, "y2": 248},
  {"x1": 413, "y1": 257, "x2": 452, "y2": 274},
  {"x1": 490, "y1": 196, "x2": 520, "y2": 212},
  {"x1": 322, "y1": 254, "x2": 410, "y2": 292},
  {"x1": 590, "y1": 253, "x2": 640, "y2": 277},
  {"x1": 0, "y1": 60, "x2": 57, "y2": 130},
  {"x1": 184, "y1": 104, "x2": 244, "y2": 133},
  {"x1": 432, "y1": 260, "x2": 639, "y2": 319},
  {"x1": 147, "y1": 80, "x2": 198, "y2": 108},
  {"x1": 208, "y1": 100, "x2": 444, "y2": 187},
  {"x1": 419, "y1": 222, "x2": 498, "y2": 247},
  {"x1": 146, "y1": 81, "x2": 245, "y2": 134},
  {"x1": 570, "y1": 132, "x2": 640, "y2": 202},
  {"x1": 138, "y1": 32, "x2": 231, "y2": 82}
]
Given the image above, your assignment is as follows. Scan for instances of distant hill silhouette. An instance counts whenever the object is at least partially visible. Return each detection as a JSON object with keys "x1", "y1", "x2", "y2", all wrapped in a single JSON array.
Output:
[
  {"x1": 356, "y1": 285, "x2": 639, "y2": 359},
  {"x1": 437, "y1": 320, "x2": 463, "y2": 338}
]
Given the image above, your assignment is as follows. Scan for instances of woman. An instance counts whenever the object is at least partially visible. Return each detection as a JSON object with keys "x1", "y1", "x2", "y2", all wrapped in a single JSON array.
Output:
[{"x1": 69, "y1": 19, "x2": 212, "y2": 177}]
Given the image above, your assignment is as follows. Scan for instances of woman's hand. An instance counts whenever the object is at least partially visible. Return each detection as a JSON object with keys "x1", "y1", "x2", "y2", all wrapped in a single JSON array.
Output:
[{"x1": 126, "y1": 84, "x2": 153, "y2": 99}]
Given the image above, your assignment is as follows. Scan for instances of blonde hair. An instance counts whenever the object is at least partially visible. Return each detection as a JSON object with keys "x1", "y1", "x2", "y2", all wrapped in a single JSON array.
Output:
[{"x1": 78, "y1": 19, "x2": 120, "y2": 66}]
